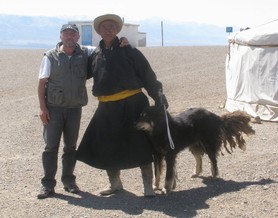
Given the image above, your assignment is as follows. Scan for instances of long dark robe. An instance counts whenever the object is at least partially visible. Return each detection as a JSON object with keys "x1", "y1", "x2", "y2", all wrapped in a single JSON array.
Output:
[{"x1": 76, "y1": 92, "x2": 154, "y2": 170}]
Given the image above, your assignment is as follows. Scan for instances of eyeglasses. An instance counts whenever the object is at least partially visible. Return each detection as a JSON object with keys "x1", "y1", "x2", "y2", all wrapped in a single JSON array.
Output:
[{"x1": 99, "y1": 23, "x2": 117, "y2": 32}]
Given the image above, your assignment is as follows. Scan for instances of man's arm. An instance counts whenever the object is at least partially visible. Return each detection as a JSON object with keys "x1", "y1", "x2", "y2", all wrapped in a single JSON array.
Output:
[
  {"x1": 38, "y1": 55, "x2": 51, "y2": 124},
  {"x1": 38, "y1": 78, "x2": 49, "y2": 124}
]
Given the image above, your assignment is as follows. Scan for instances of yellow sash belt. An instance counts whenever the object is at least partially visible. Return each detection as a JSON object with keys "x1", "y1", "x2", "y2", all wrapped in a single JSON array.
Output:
[{"x1": 98, "y1": 89, "x2": 142, "y2": 102}]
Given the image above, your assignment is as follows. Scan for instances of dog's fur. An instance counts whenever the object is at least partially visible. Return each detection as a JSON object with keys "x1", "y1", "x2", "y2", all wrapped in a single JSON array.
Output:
[{"x1": 135, "y1": 106, "x2": 255, "y2": 194}]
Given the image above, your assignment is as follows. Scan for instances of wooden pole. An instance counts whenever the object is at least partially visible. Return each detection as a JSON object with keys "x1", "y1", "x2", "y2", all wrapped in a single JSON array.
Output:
[{"x1": 161, "y1": 21, "x2": 164, "y2": 47}]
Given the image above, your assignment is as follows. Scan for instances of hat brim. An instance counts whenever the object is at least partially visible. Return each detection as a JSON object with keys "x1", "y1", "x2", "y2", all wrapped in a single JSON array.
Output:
[{"x1": 94, "y1": 14, "x2": 123, "y2": 35}]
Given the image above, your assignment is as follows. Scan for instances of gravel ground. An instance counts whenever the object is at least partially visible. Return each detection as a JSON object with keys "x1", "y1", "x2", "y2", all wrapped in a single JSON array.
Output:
[{"x1": 0, "y1": 47, "x2": 277, "y2": 218}]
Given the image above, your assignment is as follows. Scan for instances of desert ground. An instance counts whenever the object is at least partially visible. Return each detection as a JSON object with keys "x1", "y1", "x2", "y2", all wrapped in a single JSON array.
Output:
[{"x1": 0, "y1": 46, "x2": 277, "y2": 218}]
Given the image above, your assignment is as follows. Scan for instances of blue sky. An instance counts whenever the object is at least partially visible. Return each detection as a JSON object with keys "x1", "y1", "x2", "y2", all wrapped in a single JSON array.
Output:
[{"x1": 1, "y1": 0, "x2": 277, "y2": 28}]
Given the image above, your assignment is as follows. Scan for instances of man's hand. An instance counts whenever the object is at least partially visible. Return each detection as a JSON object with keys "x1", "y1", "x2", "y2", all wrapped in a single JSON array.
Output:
[
  {"x1": 39, "y1": 106, "x2": 50, "y2": 125},
  {"x1": 119, "y1": 37, "x2": 129, "y2": 47},
  {"x1": 155, "y1": 94, "x2": 169, "y2": 109}
]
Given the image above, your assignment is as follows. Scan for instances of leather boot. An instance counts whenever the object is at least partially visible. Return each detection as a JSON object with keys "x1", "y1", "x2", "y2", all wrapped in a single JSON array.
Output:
[
  {"x1": 99, "y1": 169, "x2": 123, "y2": 196},
  {"x1": 140, "y1": 163, "x2": 156, "y2": 197}
]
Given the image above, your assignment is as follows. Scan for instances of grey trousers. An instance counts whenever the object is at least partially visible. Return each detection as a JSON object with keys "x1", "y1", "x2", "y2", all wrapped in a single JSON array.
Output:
[{"x1": 41, "y1": 106, "x2": 82, "y2": 189}]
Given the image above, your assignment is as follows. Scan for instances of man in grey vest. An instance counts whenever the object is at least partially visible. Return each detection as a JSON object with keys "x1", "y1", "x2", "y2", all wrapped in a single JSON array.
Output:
[{"x1": 37, "y1": 24, "x2": 92, "y2": 199}]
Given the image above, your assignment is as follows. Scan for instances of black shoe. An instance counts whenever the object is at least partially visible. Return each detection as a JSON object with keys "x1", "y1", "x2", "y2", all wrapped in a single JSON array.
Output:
[
  {"x1": 64, "y1": 183, "x2": 80, "y2": 194},
  {"x1": 37, "y1": 186, "x2": 55, "y2": 199}
]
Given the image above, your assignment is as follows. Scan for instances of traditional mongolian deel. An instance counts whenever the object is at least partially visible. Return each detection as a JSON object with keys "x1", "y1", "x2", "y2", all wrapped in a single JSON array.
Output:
[{"x1": 76, "y1": 38, "x2": 166, "y2": 170}]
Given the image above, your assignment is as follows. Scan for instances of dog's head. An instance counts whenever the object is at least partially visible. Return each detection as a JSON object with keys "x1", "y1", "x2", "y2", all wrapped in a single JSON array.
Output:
[{"x1": 135, "y1": 106, "x2": 166, "y2": 135}]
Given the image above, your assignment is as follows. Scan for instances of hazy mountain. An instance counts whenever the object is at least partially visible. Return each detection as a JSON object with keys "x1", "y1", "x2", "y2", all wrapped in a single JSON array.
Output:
[
  {"x1": 138, "y1": 19, "x2": 231, "y2": 46},
  {"x1": 0, "y1": 14, "x2": 232, "y2": 48},
  {"x1": 0, "y1": 15, "x2": 67, "y2": 48}
]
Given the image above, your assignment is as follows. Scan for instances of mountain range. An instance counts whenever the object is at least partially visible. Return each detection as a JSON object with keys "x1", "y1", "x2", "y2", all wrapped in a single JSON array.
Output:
[{"x1": 0, "y1": 14, "x2": 235, "y2": 48}]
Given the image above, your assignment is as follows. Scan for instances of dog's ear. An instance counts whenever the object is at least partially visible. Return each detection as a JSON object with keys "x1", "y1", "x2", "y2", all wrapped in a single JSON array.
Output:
[{"x1": 140, "y1": 106, "x2": 151, "y2": 117}]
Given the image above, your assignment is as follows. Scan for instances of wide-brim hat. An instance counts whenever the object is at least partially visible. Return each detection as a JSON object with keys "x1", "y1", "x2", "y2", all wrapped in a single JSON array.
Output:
[{"x1": 94, "y1": 14, "x2": 123, "y2": 35}]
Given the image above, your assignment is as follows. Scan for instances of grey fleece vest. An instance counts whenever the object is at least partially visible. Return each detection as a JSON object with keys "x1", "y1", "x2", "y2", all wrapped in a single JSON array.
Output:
[{"x1": 45, "y1": 43, "x2": 88, "y2": 108}]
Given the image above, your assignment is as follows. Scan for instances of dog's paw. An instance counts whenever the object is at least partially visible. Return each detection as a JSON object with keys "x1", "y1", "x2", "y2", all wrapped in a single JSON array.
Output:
[
  {"x1": 153, "y1": 185, "x2": 160, "y2": 190},
  {"x1": 144, "y1": 190, "x2": 156, "y2": 197},
  {"x1": 209, "y1": 175, "x2": 219, "y2": 179},
  {"x1": 191, "y1": 173, "x2": 200, "y2": 178},
  {"x1": 161, "y1": 188, "x2": 167, "y2": 194},
  {"x1": 161, "y1": 187, "x2": 172, "y2": 195}
]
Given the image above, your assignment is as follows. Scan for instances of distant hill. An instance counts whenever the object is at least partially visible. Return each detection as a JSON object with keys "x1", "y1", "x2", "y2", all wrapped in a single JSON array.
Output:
[
  {"x1": 138, "y1": 19, "x2": 231, "y2": 46},
  {"x1": 0, "y1": 15, "x2": 68, "y2": 49},
  {"x1": 0, "y1": 14, "x2": 232, "y2": 48}
]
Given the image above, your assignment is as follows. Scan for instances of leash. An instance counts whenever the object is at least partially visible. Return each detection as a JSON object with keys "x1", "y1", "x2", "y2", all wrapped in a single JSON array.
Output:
[{"x1": 163, "y1": 105, "x2": 175, "y2": 150}]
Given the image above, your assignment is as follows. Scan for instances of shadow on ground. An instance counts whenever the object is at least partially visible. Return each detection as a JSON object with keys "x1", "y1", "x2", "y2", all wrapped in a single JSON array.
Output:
[{"x1": 53, "y1": 178, "x2": 276, "y2": 217}]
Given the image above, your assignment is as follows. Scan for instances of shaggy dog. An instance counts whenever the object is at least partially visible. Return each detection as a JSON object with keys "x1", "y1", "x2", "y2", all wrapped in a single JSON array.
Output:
[{"x1": 135, "y1": 106, "x2": 255, "y2": 194}]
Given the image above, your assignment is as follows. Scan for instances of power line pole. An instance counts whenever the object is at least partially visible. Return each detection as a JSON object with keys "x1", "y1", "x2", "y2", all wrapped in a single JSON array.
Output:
[{"x1": 161, "y1": 21, "x2": 164, "y2": 47}]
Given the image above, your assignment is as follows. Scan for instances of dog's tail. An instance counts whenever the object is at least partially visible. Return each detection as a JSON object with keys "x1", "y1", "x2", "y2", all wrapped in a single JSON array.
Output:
[{"x1": 221, "y1": 110, "x2": 255, "y2": 153}]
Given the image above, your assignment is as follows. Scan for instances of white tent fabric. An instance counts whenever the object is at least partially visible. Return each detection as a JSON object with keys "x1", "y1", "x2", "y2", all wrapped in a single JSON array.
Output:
[{"x1": 225, "y1": 20, "x2": 278, "y2": 122}]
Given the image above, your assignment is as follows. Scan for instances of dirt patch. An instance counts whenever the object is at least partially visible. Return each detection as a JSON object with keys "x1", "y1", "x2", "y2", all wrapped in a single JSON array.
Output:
[{"x1": 0, "y1": 47, "x2": 277, "y2": 218}]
